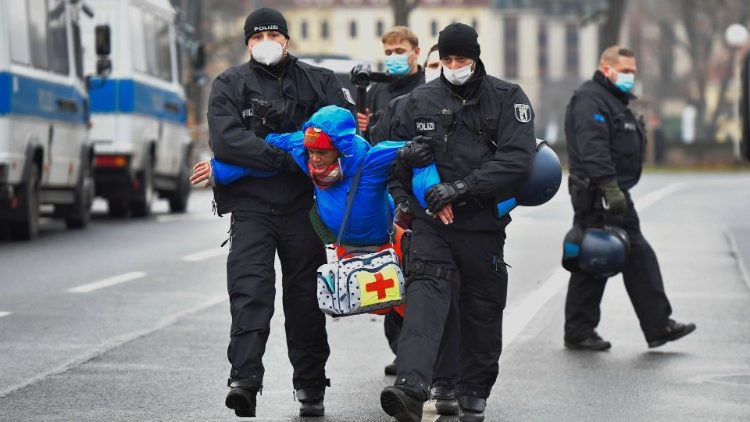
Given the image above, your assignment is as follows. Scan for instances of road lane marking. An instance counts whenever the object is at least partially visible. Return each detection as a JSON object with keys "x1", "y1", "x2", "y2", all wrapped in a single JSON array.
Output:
[
  {"x1": 635, "y1": 182, "x2": 686, "y2": 212},
  {"x1": 0, "y1": 312, "x2": 11, "y2": 319},
  {"x1": 68, "y1": 272, "x2": 147, "y2": 293},
  {"x1": 0, "y1": 294, "x2": 227, "y2": 398},
  {"x1": 156, "y1": 214, "x2": 215, "y2": 223},
  {"x1": 182, "y1": 248, "x2": 226, "y2": 262},
  {"x1": 726, "y1": 230, "x2": 750, "y2": 292}
]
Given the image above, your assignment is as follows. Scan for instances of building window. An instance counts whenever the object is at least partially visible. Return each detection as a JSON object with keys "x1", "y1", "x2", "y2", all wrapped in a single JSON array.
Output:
[
  {"x1": 538, "y1": 23, "x2": 547, "y2": 80},
  {"x1": 504, "y1": 17, "x2": 518, "y2": 79},
  {"x1": 431, "y1": 20, "x2": 438, "y2": 37},
  {"x1": 565, "y1": 23, "x2": 578, "y2": 75},
  {"x1": 321, "y1": 20, "x2": 329, "y2": 39},
  {"x1": 376, "y1": 20, "x2": 384, "y2": 37},
  {"x1": 350, "y1": 20, "x2": 357, "y2": 38},
  {"x1": 301, "y1": 20, "x2": 308, "y2": 39}
]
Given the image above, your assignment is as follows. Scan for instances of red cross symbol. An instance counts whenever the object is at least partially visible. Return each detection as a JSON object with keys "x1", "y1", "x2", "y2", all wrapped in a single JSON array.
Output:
[{"x1": 366, "y1": 273, "x2": 395, "y2": 300}]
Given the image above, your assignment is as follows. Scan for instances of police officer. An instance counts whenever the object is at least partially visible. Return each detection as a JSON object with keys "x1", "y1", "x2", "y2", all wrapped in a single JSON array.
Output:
[
  {"x1": 563, "y1": 46, "x2": 696, "y2": 351},
  {"x1": 207, "y1": 7, "x2": 355, "y2": 418},
  {"x1": 379, "y1": 23, "x2": 536, "y2": 422}
]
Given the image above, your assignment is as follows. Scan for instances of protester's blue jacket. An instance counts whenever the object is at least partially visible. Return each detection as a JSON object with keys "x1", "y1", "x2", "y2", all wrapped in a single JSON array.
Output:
[{"x1": 211, "y1": 105, "x2": 406, "y2": 245}]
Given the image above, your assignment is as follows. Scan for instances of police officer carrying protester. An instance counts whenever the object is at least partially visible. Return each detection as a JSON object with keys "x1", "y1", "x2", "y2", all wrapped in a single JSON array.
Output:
[
  {"x1": 207, "y1": 7, "x2": 355, "y2": 418},
  {"x1": 357, "y1": 26, "x2": 425, "y2": 137},
  {"x1": 563, "y1": 45, "x2": 696, "y2": 351},
  {"x1": 379, "y1": 23, "x2": 536, "y2": 422}
]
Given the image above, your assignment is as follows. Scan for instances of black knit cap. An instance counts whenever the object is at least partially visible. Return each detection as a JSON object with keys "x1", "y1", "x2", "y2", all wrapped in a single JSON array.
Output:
[
  {"x1": 244, "y1": 7, "x2": 289, "y2": 45},
  {"x1": 438, "y1": 23, "x2": 480, "y2": 61}
]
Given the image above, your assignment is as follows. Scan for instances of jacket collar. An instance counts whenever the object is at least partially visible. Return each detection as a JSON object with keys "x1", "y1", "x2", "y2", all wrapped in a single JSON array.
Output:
[{"x1": 593, "y1": 70, "x2": 636, "y2": 105}]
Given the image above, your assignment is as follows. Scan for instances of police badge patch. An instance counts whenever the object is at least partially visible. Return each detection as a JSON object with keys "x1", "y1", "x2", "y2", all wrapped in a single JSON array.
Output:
[
  {"x1": 342, "y1": 88, "x2": 355, "y2": 106},
  {"x1": 514, "y1": 104, "x2": 532, "y2": 123}
]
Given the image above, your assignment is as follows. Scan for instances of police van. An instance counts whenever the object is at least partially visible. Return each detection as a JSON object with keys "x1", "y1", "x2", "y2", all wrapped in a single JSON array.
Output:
[
  {"x1": 82, "y1": 0, "x2": 192, "y2": 217},
  {"x1": 0, "y1": 0, "x2": 104, "y2": 240}
]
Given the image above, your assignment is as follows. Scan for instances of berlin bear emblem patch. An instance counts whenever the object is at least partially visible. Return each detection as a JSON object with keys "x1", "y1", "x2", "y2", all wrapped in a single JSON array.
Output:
[{"x1": 514, "y1": 104, "x2": 532, "y2": 123}]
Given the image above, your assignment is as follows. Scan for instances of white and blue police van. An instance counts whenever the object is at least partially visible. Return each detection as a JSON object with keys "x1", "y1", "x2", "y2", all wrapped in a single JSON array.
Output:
[
  {"x1": 82, "y1": 0, "x2": 192, "y2": 217},
  {"x1": 0, "y1": 0, "x2": 104, "y2": 240}
]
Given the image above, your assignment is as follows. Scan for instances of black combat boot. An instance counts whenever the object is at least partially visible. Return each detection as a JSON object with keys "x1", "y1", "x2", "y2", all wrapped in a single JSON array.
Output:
[
  {"x1": 430, "y1": 382, "x2": 458, "y2": 416},
  {"x1": 458, "y1": 395, "x2": 486, "y2": 422},
  {"x1": 647, "y1": 319, "x2": 696, "y2": 348},
  {"x1": 296, "y1": 388, "x2": 325, "y2": 417},
  {"x1": 380, "y1": 385, "x2": 424, "y2": 422},
  {"x1": 225, "y1": 379, "x2": 260, "y2": 418},
  {"x1": 564, "y1": 332, "x2": 612, "y2": 351},
  {"x1": 384, "y1": 358, "x2": 397, "y2": 376}
]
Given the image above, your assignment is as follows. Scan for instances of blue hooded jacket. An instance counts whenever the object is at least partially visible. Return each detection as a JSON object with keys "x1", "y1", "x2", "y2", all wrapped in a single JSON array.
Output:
[{"x1": 211, "y1": 105, "x2": 406, "y2": 245}]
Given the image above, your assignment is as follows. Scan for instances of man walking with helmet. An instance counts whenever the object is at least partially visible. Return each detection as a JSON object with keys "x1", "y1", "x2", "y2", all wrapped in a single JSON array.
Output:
[{"x1": 563, "y1": 45, "x2": 696, "y2": 351}]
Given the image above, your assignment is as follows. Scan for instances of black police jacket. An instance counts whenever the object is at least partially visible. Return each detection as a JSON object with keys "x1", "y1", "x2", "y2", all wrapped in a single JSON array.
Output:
[
  {"x1": 366, "y1": 67, "x2": 425, "y2": 135},
  {"x1": 208, "y1": 55, "x2": 355, "y2": 215},
  {"x1": 565, "y1": 71, "x2": 646, "y2": 191},
  {"x1": 386, "y1": 60, "x2": 536, "y2": 231}
]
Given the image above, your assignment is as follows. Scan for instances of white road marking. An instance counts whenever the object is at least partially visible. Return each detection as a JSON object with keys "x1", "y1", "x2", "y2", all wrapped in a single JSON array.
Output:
[
  {"x1": 0, "y1": 312, "x2": 11, "y2": 319},
  {"x1": 68, "y1": 272, "x2": 147, "y2": 293},
  {"x1": 156, "y1": 214, "x2": 215, "y2": 223},
  {"x1": 726, "y1": 229, "x2": 750, "y2": 292},
  {"x1": 182, "y1": 248, "x2": 226, "y2": 262},
  {"x1": 635, "y1": 182, "x2": 686, "y2": 212}
]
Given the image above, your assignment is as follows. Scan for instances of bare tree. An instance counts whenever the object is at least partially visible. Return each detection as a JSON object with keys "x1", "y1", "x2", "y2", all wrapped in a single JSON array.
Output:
[
  {"x1": 598, "y1": 0, "x2": 627, "y2": 52},
  {"x1": 391, "y1": 0, "x2": 419, "y2": 27}
]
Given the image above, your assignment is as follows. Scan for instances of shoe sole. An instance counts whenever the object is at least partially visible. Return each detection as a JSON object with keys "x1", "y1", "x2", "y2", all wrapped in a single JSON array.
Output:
[
  {"x1": 435, "y1": 398, "x2": 459, "y2": 416},
  {"x1": 381, "y1": 389, "x2": 421, "y2": 422},
  {"x1": 299, "y1": 403, "x2": 325, "y2": 417},
  {"x1": 564, "y1": 341, "x2": 612, "y2": 351},
  {"x1": 460, "y1": 412, "x2": 485, "y2": 422},
  {"x1": 648, "y1": 324, "x2": 697, "y2": 348},
  {"x1": 225, "y1": 395, "x2": 255, "y2": 418}
]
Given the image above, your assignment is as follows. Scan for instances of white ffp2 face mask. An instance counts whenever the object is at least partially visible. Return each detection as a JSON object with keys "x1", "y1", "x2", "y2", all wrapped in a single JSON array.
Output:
[
  {"x1": 443, "y1": 63, "x2": 473, "y2": 86},
  {"x1": 252, "y1": 40, "x2": 285, "y2": 66}
]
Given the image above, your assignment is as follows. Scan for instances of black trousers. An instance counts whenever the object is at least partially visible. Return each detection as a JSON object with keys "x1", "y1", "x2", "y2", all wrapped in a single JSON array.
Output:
[
  {"x1": 564, "y1": 194, "x2": 673, "y2": 342},
  {"x1": 226, "y1": 209, "x2": 329, "y2": 390},
  {"x1": 395, "y1": 219, "x2": 507, "y2": 399},
  {"x1": 384, "y1": 290, "x2": 460, "y2": 387}
]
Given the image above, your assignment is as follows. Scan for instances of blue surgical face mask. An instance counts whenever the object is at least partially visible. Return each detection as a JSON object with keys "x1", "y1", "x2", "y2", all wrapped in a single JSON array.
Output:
[
  {"x1": 385, "y1": 53, "x2": 411, "y2": 76},
  {"x1": 614, "y1": 72, "x2": 635, "y2": 93}
]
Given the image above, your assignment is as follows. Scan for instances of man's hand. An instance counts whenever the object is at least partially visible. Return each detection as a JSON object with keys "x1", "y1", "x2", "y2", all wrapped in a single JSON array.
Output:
[
  {"x1": 398, "y1": 139, "x2": 433, "y2": 168},
  {"x1": 357, "y1": 109, "x2": 370, "y2": 133},
  {"x1": 435, "y1": 203, "x2": 454, "y2": 225},
  {"x1": 190, "y1": 161, "x2": 212, "y2": 188},
  {"x1": 598, "y1": 179, "x2": 627, "y2": 215},
  {"x1": 425, "y1": 180, "x2": 469, "y2": 214}
]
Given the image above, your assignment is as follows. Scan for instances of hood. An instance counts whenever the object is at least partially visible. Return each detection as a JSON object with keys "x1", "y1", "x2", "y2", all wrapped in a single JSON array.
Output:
[{"x1": 302, "y1": 105, "x2": 369, "y2": 175}]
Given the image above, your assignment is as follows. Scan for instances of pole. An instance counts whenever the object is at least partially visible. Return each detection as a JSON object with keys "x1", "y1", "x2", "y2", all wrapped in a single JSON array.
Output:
[{"x1": 734, "y1": 48, "x2": 742, "y2": 160}]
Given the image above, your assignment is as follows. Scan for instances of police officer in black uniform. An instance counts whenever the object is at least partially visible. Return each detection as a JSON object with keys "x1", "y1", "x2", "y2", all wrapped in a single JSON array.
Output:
[
  {"x1": 207, "y1": 7, "x2": 355, "y2": 418},
  {"x1": 379, "y1": 24, "x2": 536, "y2": 422},
  {"x1": 563, "y1": 45, "x2": 696, "y2": 351}
]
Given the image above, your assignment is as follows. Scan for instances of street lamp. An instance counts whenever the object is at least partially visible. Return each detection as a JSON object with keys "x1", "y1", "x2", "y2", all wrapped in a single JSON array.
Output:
[{"x1": 725, "y1": 23, "x2": 748, "y2": 159}]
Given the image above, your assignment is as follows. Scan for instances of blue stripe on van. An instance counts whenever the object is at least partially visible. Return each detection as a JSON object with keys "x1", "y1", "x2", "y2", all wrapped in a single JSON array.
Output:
[
  {"x1": 88, "y1": 78, "x2": 187, "y2": 124},
  {"x1": 0, "y1": 71, "x2": 87, "y2": 124}
]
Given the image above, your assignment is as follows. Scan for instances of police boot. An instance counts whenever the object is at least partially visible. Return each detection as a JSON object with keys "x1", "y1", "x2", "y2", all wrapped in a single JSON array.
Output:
[
  {"x1": 430, "y1": 382, "x2": 458, "y2": 416},
  {"x1": 296, "y1": 388, "x2": 325, "y2": 417},
  {"x1": 225, "y1": 380, "x2": 259, "y2": 418},
  {"x1": 564, "y1": 332, "x2": 612, "y2": 351},
  {"x1": 647, "y1": 319, "x2": 696, "y2": 348},
  {"x1": 380, "y1": 385, "x2": 424, "y2": 422},
  {"x1": 458, "y1": 395, "x2": 486, "y2": 422}
]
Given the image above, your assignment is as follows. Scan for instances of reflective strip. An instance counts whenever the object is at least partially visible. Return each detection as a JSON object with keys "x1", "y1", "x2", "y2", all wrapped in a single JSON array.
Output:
[{"x1": 88, "y1": 78, "x2": 187, "y2": 124}]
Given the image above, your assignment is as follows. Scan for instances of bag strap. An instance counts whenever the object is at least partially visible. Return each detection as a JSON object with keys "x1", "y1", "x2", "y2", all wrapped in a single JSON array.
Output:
[{"x1": 335, "y1": 164, "x2": 365, "y2": 247}]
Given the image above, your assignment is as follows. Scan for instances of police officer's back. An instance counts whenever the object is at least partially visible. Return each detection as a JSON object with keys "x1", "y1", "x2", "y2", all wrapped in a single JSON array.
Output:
[
  {"x1": 207, "y1": 7, "x2": 354, "y2": 418},
  {"x1": 563, "y1": 45, "x2": 695, "y2": 352}
]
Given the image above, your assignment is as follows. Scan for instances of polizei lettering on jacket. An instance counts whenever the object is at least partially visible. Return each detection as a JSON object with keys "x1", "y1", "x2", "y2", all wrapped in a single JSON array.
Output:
[{"x1": 416, "y1": 121, "x2": 435, "y2": 131}]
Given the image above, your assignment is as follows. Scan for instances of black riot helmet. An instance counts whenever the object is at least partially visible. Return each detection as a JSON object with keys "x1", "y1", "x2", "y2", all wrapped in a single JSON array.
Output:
[{"x1": 562, "y1": 226, "x2": 631, "y2": 278}]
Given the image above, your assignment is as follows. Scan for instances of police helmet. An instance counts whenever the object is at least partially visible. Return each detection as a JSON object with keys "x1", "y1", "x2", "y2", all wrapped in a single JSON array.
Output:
[
  {"x1": 562, "y1": 226, "x2": 630, "y2": 278},
  {"x1": 516, "y1": 139, "x2": 562, "y2": 207}
]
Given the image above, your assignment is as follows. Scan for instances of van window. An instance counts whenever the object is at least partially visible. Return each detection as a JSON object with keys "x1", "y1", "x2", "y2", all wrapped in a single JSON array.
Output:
[
  {"x1": 8, "y1": 3, "x2": 32, "y2": 65},
  {"x1": 130, "y1": 6, "x2": 146, "y2": 73},
  {"x1": 48, "y1": 0, "x2": 70, "y2": 75},
  {"x1": 155, "y1": 17, "x2": 172, "y2": 81},
  {"x1": 28, "y1": 0, "x2": 49, "y2": 70}
]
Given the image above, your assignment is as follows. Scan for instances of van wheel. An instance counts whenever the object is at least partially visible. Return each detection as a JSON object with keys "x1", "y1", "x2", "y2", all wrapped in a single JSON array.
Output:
[
  {"x1": 9, "y1": 164, "x2": 40, "y2": 241},
  {"x1": 168, "y1": 167, "x2": 191, "y2": 213},
  {"x1": 131, "y1": 161, "x2": 154, "y2": 218},
  {"x1": 108, "y1": 199, "x2": 129, "y2": 218},
  {"x1": 64, "y1": 174, "x2": 93, "y2": 229}
]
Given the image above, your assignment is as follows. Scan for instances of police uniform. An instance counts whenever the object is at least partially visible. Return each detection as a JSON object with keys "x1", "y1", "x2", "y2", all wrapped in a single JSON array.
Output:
[
  {"x1": 208, "y1": 9, "x2": 355, "y2": 407},
  {"x1": 366, "y1": 69, "x2": 425, "y2": 137},
  {"x1": 563, "y1": 70, "x2": 674, "y2": 344},
  {"x1": 380, "y1": 24, "x2": 536, "y2": 421}
]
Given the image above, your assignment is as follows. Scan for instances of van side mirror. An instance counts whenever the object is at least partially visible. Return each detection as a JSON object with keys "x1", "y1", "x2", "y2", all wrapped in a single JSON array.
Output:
[{"x1": 95, "y1": 24, "x2": 111, "y2": 56}]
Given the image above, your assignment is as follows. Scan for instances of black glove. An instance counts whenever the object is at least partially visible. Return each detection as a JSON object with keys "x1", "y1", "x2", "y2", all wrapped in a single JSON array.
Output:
[
  {"x1": 598, "y1": 179, "x2": 627, "y2": 215},
  {"x1": 393, "y1": 201, "x2": 413, "y2": 229},
  {"x1": 426, "y1": 180, "x2": 469, "y2": 214},
  {"x1": 398, "y1": 138, "x2": 433, "y2": 168}
]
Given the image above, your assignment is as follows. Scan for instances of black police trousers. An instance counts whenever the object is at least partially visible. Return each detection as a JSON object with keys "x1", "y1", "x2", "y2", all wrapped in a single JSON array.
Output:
[
  {"x1": 226, "y1": 209, "x2": 329, "y2": 390},
  {"x1": 565, "y1": 194, "x2": 673, "y2": 342},
  {"x1": 395, "y1": 218, "x2": 507, "y2": 399},
  {"x1": 384, "y1": 291, "x2": 460, "y2": 387}
]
